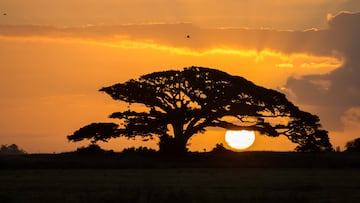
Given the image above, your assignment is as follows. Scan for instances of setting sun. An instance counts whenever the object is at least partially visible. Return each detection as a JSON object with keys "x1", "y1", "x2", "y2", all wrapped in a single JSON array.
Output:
[{"x1": 225, "y1": 130, "x2": 256, "y2": 150}]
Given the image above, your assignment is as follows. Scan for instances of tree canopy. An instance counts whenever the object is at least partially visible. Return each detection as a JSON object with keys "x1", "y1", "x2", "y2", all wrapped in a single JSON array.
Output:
[
  {"x1": 345, "y1": 138, "x2": 360, "y2": 152},
  {"x1": 67, "y1": 66, "x2": 333, "y2": 153}
]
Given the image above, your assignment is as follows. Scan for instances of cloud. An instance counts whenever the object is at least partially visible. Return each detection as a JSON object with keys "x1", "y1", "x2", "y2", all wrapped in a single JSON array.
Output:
[
  {"x1": 0, "y1": 23, "x2": 338, "y2": 55},
  {"x1": 0, "y1": 23, "x2": 337, "y2": 61},
  {"x1": 285, "y1": 12, "x2": 360, "y2": 130},
  {"x1": 276, "y1": 63, "x2": 294, "y2": 68}
]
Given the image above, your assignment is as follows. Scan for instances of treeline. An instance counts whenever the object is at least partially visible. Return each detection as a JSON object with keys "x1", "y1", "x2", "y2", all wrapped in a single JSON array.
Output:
[
  {"x1": 1, "y1": 142, "x2": 360, "y2": 169},
  {"x1": 1, "y1": 148, "x2": 360, "y2": 169}
]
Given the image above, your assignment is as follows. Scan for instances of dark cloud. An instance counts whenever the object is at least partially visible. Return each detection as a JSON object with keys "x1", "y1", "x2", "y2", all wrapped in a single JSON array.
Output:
[{"x1": 285, "y1": 12, "x2": 360, "y2": 130}]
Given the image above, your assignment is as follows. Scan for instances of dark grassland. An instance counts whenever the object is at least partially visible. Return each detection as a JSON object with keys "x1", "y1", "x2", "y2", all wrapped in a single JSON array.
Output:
[
  {"x1": 1, "y1": 168, "x2": 360, "y2": 203},
  {"x1": 1, "y1": 152, "x2": 360, "y2": 203}
]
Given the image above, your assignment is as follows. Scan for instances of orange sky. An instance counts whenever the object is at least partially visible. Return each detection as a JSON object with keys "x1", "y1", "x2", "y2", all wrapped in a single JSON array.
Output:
[{"x1": 1, "y1": 0, "x2": 360, "y2": 153}]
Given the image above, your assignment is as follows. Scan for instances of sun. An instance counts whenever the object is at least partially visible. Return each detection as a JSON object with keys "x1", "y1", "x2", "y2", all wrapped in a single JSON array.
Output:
[{"x1": 225, "y1": 130, "x2": 256, "y2": 150}]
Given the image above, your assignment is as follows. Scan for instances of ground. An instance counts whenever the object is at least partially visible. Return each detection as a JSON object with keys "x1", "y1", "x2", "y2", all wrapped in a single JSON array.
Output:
[
  {"x1": 1, "y1": 152, "x2": 360, "y2": 202},
  {"x1": 1, "y1": 168, "x2": 360, "y2": 203}
]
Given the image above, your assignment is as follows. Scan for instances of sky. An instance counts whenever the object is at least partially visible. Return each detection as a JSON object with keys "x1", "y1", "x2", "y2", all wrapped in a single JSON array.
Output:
[{"x1": 1, "y1": 0, "x2": 360, "y2": 153}]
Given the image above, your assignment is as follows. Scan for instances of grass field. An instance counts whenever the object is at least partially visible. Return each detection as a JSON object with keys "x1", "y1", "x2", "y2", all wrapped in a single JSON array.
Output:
[{"x1": 1, "y1": 168, "x2": 360, "y2": 203}]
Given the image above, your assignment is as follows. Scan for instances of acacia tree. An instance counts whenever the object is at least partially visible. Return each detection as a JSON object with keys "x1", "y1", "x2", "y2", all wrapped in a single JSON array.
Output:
[{"x1": 68, "y1": 66, "x2": 333, "y2": 153}]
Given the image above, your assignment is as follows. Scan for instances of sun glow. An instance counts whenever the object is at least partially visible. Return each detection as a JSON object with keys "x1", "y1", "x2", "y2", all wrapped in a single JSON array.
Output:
[{"x1": 225, "y1": 130, "x2": 256, "y2": 150}]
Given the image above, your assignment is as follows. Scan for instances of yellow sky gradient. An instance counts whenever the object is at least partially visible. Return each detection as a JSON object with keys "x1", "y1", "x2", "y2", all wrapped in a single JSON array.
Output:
[
  {"x1": 1, "y1": 0, "x2": 360, "y2": 153},
  {"x1": 1, "y1": 0, "x2": 358, "y2": 29}
]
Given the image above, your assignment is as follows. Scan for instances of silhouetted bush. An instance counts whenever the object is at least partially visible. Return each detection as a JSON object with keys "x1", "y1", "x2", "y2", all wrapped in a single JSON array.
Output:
[
  {"x1": 211, "y1": 143, "x2": 231, "y2": 154},
  {"x1": 121, "y1": 146, "x2": 157, "y2": 155},
  {"x1": 75, "y1": 144, "x2": 113, "y2": 155},
  {"x1": 0, "y1": 144, "x2": 26, "y2": 155}
]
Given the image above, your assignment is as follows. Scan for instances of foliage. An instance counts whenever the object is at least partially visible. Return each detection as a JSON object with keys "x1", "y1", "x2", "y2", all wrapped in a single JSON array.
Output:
[
  {"x1": 68, "y1": 123, "x2": 120, "y2": 143},
  {"x1": 75, "y1": 143, "x2": 114, "y2": 154},
  {"x1": 211, "y1": 143, "x2": 231, "y2": 154},
  {"x1": 121, "y1": 146, "x2": 157, "y2": 154},
  {"x1": 0, "y1": 144, "x2": 26, "y2": 155},
  {"x1": 345, "y1": 138, "x2": 360, "y2": 152},
  {"x1": 68, "y1": 66, "x2": 332, "y2": 153}
]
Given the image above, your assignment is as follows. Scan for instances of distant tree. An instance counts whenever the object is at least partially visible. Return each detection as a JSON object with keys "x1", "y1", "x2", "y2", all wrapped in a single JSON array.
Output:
[
  {"x1": 211, "y1": 143, "x2": 231, "y2": 154},
  {"x1": 68, "y1": 66, "x2": 333, "y2": 154},
  {"x1": 0, "y1": 144, "x2": 26, "y2": 155},
  {"x1": 345, "y1": 138, "x2": 360, "y2": 152},
  {"x1": 75, "y1": 144, "x2": 113, "y2": 154}
]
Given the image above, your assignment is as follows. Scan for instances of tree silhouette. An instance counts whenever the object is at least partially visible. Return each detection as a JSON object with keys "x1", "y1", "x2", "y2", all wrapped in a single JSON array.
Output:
[
  {"x1": 68, "y1": 66, "x2": 332, "y2": 154},
  {"x1": 345, "y1": 138, "x2": 360, "y2": 152},
  {"x1": 0, "y1": 144, "x2": 26, "y2": 155}
]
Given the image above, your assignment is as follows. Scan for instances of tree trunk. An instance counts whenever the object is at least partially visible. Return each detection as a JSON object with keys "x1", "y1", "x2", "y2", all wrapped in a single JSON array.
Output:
[{"x1": 158, "y1": 135, "x2": 188, "y2": 155}]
